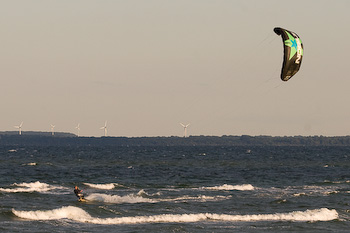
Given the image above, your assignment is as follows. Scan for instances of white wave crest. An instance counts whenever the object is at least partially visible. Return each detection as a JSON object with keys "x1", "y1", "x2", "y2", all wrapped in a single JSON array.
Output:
[
  {"x1": 288, "y1": 185, "x2": 340, "y2": 197},
  {"x1": 23, "y1": 162, "x2": 37, "y2": 166},
  {"x1": 293, "y1": 192, "x2": 307, "y2": 197},
  {"x1": 136, "y1": 189, "x2": 161, "y2": 197},
  {"x1": 166, "y1": 195, "x2": 230, "y2": 203},
  {"x1": 13, "y1": 207, "x2": 338, "y2": 224},
  {"x1": 0, "y1": 181, "x2": 60, "y2": 193},
  {"x1": 86, "y1": 193, "x2": 154, "y2": 203},
  {"x1": 87, "y1": 191, "x2": 228, "y2": 204},
  {"x1": 83, "y1": 183, "x2": 117, "y2": 190},
  {"x1": 204, "y1": 184, "x2": 255, "y2": 191},
  {"x1": 13, "y1": 206, "x2": 90, "y2": 221},
  {"x1": 137, "y1": 189, "x2": 148, "y2": 197}
]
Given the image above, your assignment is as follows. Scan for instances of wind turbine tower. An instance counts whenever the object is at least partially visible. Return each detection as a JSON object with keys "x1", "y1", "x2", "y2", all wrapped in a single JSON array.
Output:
[
  {"x1": 50, "y1": 124, "x2": 55, "y2": 136},
  {"x1": 180, "y1": 123, "x2": 190, "y2": 138},
  {"x1": 14, "y1": 122, "x2": 23, "y2": 135},
  {"x1": 100, "y1": 121, "x2": 107, "y2": 137},
  {"x1": 75, "y1": 123, "x2": 80, "y2": 137}
]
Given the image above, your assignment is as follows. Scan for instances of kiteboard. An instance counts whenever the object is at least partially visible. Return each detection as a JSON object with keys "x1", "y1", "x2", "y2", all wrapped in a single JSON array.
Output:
[{"x1": 77, "y1": 193, "x2": 86, "y2": 202}]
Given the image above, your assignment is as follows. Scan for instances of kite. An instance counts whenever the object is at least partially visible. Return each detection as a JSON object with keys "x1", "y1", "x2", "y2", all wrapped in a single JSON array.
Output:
[{"x1": 274, "y1": 27, "x2": 304, "y2": 81}]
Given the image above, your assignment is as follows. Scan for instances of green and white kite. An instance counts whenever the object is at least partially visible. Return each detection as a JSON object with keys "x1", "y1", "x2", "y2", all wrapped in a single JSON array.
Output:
[{"x1": 274, "y1": 27, "x2": 304, "y2": 81}]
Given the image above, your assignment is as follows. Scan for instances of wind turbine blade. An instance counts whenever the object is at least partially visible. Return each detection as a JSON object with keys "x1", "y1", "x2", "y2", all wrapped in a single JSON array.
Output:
[{"x1": 180, "y1": 123, "x2": 185, "y2": 127}]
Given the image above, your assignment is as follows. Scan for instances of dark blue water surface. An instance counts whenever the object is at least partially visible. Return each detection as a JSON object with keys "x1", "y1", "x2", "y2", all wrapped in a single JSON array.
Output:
[{"x1": 1, "y1": 145, "x2": 350, "y2": 232}]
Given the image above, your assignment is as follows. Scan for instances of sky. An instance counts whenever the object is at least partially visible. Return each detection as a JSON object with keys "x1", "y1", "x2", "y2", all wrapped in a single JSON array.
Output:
[{"x1": 1, "y1": 0, "x2": 350, "y2": 137}]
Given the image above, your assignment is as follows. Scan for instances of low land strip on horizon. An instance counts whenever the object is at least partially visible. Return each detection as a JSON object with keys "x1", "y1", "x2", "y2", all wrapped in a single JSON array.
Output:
[{"x1": 1, "y1": 131, "x2": 350, "y2": 146}]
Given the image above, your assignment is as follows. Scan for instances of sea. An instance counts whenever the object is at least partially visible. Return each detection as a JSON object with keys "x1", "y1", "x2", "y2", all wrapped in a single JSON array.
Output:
[{"x1": 1, "y1": 145, "x2": 350, "y2": 232}]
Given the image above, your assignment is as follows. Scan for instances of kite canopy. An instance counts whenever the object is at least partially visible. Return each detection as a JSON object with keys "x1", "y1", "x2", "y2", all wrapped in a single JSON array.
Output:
[{"x1": 274, "y1": 27, "x2": 304, "y2": 81}]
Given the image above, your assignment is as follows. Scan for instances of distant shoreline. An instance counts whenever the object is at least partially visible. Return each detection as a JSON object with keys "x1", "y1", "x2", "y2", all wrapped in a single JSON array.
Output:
[{"x1": 1, "y1": 132, "x2": 350, "y2": 146}]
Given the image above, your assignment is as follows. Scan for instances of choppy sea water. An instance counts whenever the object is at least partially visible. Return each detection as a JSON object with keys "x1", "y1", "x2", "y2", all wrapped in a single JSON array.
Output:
[{"x1": 1, "y1": 145, "x2": 350, "y2": 232}]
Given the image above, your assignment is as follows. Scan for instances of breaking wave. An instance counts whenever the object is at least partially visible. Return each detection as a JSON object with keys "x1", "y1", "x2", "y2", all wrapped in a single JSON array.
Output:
[
  {"x1": 83, "y1": 183, "x2": 118, "y2": 190},
  {"x1": 23, "y1": 162, "x2": 37, "y2": 166},
  {"x1": 0, "y1": 181, "x2": 63, "y2": 193},
  {"x1": 166, "y1": 194, "x2": 230, "y2": 203},
  {"x1": 85, "y1": 191, "x2": 229, "y2": 204},
  {"x1": 13, "y1": 207, "x2": 338, "y2": 224},
  {"x1": 204, "y1": 184, "x2": 255, "y2": 191},
  {"x1": 86, "y1": 193, "x2": 155, "y2": 203}
]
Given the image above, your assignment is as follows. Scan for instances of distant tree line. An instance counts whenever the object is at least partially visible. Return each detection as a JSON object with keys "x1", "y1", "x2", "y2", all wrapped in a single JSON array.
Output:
[{"x1": 2, "y1": 132, "x2": 350, "y2": 146}]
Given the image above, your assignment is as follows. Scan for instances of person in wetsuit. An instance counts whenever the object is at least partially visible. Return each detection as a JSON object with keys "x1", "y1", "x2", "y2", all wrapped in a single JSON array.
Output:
[{"x1": 74, "y1": 186, "x2": 84, "y2": 200}]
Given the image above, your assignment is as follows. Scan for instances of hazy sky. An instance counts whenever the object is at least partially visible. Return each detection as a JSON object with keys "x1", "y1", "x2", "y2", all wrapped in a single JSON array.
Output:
[{"x1": 1, "y1": 0, "x2": 349, "y2": 137}]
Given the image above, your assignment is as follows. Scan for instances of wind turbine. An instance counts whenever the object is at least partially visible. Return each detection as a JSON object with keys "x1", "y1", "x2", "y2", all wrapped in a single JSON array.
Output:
[
  {"x1": 14, "y1": 122, "x2": 23, "y2": 135},
  {"x1": 50, "y1": 124, "x2": 55, "y2": 136},
  {"x1": 75, "y1": 123, "x2": 80, "y2": 137},
  {"x1": 100, "y1": 121, "x2": 107, "y2": 137},
  {"x1": 180, "y1": 123, "x2": 190, "y2": 138}
]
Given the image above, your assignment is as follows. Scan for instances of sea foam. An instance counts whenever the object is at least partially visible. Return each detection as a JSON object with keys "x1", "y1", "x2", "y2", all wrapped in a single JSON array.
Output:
[{"x1": 13, "y1": 207, "x2": 338, "y2": 224}]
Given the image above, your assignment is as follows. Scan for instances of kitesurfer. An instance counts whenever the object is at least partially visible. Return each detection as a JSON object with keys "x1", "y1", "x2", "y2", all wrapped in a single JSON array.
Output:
[{"x1": 74, "y1": 186, "x2": 85, "y2": 201}]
